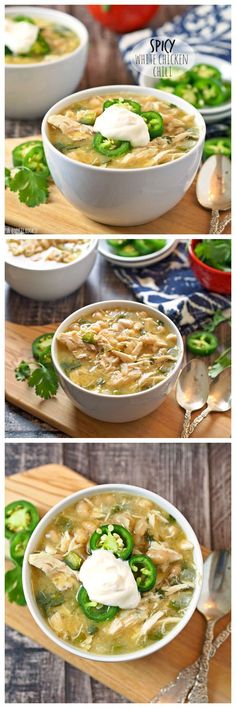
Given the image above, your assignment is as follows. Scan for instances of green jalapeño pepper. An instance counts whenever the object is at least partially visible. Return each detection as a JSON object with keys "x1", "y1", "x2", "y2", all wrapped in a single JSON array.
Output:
[
  {"x1": 175, "y1": 83, "x2": 201, "y2": 107},
  {"x1": 23, "y1": 145, "x2": 50, "y2": 176},
  {"x1": 32, "y1": 333, "x2": 55, "y2": 361},
  {"x1": 14, "y1": 16, "x2": 36, "y2": 24},
  {"x1": 134, "y1": 239, "x2": 166, "y2": 256},
  {"x1": 27, "y1": 31, "x2": 50, "y2": 57},
  {"x1": 103, "y1": 98, "x2": 141, "y2": 114},
  {"x1": 10, "y1": 530, "x2": 31, "y2": 566},
  {"x1": 93, "y1": 132, "x2": 131, "y2": 158},
  {"x1": 190, "y1": 63, "x2": 222, "y2": 81},
  {"x1": 194, "y1": 78, "x2": 226, "y2": 106},
  {"x1": 5, "y1": 500, "x2": 39, "y2": 539},
  {"x1": 64, "y1": 551, "x2": 83, "y2": 571},
  {"x1": 13, "y1": 139, "x2": 43, "y2": 167},
  {"x1": 186, "y1": 331, "x2": 218, "y2": 356},
  {"x1": 89, "y1": 524, "x2": 134, "y2": 560},
  {"x1": 222, "y1": 80, "x2": 231, "y2": 102},
  {"x1": 129, "y1": 554, "x2": 157, "y2": 592},
  {"x1": 203, "y1": 137, "x2": 231, "y2": 160},
  {"x1": 77, "y1": 586, "x2": 118, "y2": 622},
  {"x1": 141, "y1": 111, "x2": 164, "y2": 139}
]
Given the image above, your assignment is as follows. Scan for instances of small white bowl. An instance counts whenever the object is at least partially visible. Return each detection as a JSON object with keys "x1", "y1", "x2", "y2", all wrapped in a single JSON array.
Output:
[
  {"x1": 139, "y1": 52, "x2": 231, "y2": 125},
  {"x1": 98, "y1": 238, "x2": 178, "y2": 268},
  {"x1": 23, "y1": 483, "x2": 203, "y2": 663},
  {"x1": 5, "y1": 239, "x2": 98, "y2": 301},
  {"x1": 51, "y1": 299, "x2": 183, "y2": 422},
  {"x1": 5, "y1": 6, "x2": 89, "y2": 119},
  {"x1": 42, "y1": 85, "x2": 205, "y2": 227}
]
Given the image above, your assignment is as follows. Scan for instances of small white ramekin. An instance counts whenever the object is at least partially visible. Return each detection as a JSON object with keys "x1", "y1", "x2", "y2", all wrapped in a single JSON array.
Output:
[
  {"x1": 51, "y1": 299, "x2": 184, "y2": 422},
  {"x1": 42, "y1": 84, "x2": 206, "y2": 226},
  {"x1": 5, "y1": 239, "x2": 98, "y2": 301},
  {"x1": 5, "y1": 6, "x2": 89, "y2": 119},
  {"x1": 23, "y1": 483, "x2": 203, "y2": 663}
]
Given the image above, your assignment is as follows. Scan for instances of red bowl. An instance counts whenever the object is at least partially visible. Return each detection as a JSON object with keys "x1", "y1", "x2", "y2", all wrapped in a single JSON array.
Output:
[{"x1": 189, "y1": 240, "x2": 231, "y2": 295}]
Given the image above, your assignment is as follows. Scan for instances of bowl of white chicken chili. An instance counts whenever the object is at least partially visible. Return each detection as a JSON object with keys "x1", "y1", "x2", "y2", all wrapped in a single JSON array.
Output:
[
  {"x1": 51, "y1": 300, "x2": 183, "y2": 422},
  {"x1": 23, "y1": 483, "x2": 203, "y2": 662},
  {"x1": 5, "y1": 7, "x2": 88, "y2": 119},
  {"x1": 5, "y1": 238, "x2": 97, "y2": 301},
  {"x1": 42, "y1": 85, "x2": 206, "y2": 226}
]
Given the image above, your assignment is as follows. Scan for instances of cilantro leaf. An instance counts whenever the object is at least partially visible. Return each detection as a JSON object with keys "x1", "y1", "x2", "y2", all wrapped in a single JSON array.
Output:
[
  {"x1": 5, "y1": 167, "x2": 11, "y2": 188},
  {"x1": 208, "y1": 348, "x2": 231, "y2": 379},
  {"x1": 15, "y1": 360, "x2": 31, "y2": 381},
  {"x1": 5, "y1": 566, "x2": 26, "y2": 606},
  {"x1": 28, "y1": 363, "x2": 59, "y2": 399},
  {"x1": 204, "y1": 310, "x2": 231, "y2": 333},
  {"x1": 7, "y1": 167, "x2": 49, "y2": 207}
]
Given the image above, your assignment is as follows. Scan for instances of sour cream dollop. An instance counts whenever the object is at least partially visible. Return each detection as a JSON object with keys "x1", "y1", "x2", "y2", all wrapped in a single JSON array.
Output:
[
  {"x1": 5, "y1": 18, "x2": 39, "y2": 55},
  {"x1": 94, "y1": 104, "x2": 150, "y2": 148},
  {"x1": 79, "y1": 549, "x2": 141, "y2": 609}
]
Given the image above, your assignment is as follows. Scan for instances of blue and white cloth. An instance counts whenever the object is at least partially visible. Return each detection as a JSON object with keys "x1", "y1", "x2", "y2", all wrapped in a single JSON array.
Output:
[
  {"x1": 119, "y1": 5, "x2": 231, "y2": 74},
  {"x1": 114, "y1": 243, "x2": 231, "y2": 335}
]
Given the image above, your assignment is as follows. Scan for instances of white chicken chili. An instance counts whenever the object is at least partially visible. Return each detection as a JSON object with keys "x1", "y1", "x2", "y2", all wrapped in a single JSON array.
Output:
[
  {"x1": 29, "y1": 492, "x2": 196, "y2": 655},
  {"x1": 47, "y1": 93, "x2": 199, "y2": 169},
  {"x1": 7, "y1": 239, "x2": 90, "y2": 265},
  {"x1": 56, "y1": 307, "x2": 179, "y2": 395}
]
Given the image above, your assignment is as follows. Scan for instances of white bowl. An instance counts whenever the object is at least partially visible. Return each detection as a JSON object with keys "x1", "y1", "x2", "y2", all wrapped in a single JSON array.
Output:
[
  {"x1": 42, "y1": 85, "x2": 206, "y2": 227},
  {"x1": 51, "y1": 299, "x2": 184, "y2": 422},
  {"x1": 23, "y1": 483, "x2": 203, "y2": 663},
  {"x1": 5, "y1": 239, "x2": 98, "y2": 301},
  {"x1": 5, "y1": 6, "x2": 89, "y2": 119},
  {"x1": 139, "y1": 52, "x2": 231, "y2": 124},
  {"x1": 98, "y1": 238, "x2": 178, "y2": 268}
]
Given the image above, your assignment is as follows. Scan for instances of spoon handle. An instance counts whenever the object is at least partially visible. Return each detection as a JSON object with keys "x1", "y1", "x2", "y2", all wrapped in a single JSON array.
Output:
[
  {"x1": 188, "y1": 406, "x2": 211, "y2": 435},
  {"x1": 187, "y1": 618, "x2": 215, "y2": 703},
  {"x1": 209, "y1": 209, "x2": 219, "y2": 234},
  {"x1": 150, "y1": 623, "x2": 231, "y2": 703},
  {"x1": 217, "y1": 212, "x2": 231, "y2": 234},
  {"x1": 181, "y1": 411, "x2": 191, "y2": 438}
]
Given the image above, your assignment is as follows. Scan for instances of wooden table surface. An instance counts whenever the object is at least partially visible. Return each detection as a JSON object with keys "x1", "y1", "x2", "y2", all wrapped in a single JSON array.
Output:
[
  {"x1": 5, "y1": 4, "x2": 189, "y2": 234},
  {"x1": 5, "y1": 441, "x2": 231, "y2": 703}
]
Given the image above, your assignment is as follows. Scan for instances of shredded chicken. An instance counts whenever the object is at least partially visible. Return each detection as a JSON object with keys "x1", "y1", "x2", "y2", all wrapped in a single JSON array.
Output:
[
  {"x1": 29, "y1": 552, "x2": 79, "y2": 590},
  {"x1": 147, "y1": 542, "x2": 182, "y2": 564}
]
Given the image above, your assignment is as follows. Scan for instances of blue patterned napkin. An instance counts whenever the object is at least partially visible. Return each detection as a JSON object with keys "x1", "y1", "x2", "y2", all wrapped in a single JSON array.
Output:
[
  {"x1": 114, "y1": 242, "x2": 231, "y2": 335},
  {"x1": 119, "y1": 5, "x2": 231, "y2": 73}
]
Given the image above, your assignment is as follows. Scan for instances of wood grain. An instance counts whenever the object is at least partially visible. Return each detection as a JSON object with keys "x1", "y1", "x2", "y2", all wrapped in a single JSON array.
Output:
[
  {"x1": 5, "y1": 321, "x2": 231, "y2": 439},
  {"x1": 5, "y1": 135, "x2": 231, "y2": 235},
  {"x1": 5, "y1": 462, "x2": 231, "y2": 704}
]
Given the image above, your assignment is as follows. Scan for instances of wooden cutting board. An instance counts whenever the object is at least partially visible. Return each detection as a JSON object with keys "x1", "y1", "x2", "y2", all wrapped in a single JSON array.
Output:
[
  {"x1": 5, "y1": 321, "x2": 231, "y2": 439},
  {"x1": 5, "y1": 136, "x2": 231, "y2": 235},
  {"x1": 5, "y1": 463, "x2": 231, "y2": 703}
]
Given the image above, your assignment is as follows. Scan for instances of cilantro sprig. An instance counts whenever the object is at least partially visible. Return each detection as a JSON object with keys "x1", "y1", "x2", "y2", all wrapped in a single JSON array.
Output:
[
  {"x1": 15, "y1": 333, "x2": 59, "y2": 400},
  {"x1": 5, "y1": 565, "x2": 26, "y2": 606},
  {"x1": 208, "y1": 348, "x2": 231, "y2": 379},
  {"x1": 6, "y1": 167, "x2": 49, "y2": 208},
  {"x1": 5, "y1": 139, "x2": 50, "y2": 207}
]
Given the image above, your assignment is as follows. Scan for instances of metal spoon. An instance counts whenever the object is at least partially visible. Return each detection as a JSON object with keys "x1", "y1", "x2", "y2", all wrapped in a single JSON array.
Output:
[
  {"x1": 187, "y1": 550, "x2": 231, "y2": 703},
  {"x1": 188, "y1": 367, "x2": 231, "y2": 436},
  {"x1": 150, "y1": 623, "x2": 231, "y2": 703},
  {"x1": 196, "y1": 154, "x2": 231, "y2": 234},
  {"x1": 176, "y1": 360, "x2": 209, "y2": 438}
]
